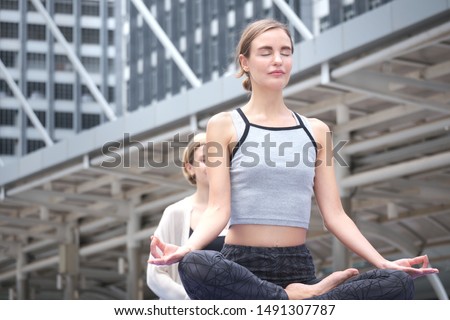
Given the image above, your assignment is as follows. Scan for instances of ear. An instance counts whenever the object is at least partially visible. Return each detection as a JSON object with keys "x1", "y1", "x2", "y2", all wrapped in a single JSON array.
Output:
[
  {"x1": 185, "y1": 162, "x2": 194, "y2": 176},
  {"x1": 239, "y1": 54, "x2": 249, "y2": 72}
]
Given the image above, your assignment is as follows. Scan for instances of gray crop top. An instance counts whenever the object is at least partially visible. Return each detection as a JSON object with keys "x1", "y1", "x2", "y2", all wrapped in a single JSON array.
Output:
[{"x1": 229, "y1": 108, "x2": 317, "y2": 229}]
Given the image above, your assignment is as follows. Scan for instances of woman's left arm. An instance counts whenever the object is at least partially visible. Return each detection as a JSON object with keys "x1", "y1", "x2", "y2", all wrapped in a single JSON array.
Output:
[{"x1": 310, "y1": 118, "x2": 438, "y2": 278}]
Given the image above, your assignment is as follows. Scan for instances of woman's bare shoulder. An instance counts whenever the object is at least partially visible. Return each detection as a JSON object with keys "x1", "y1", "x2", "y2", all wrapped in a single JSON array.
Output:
[
  {"x1": 208, "y1": 111, "x2": 233, "y2": 127},
  {"x1": 307, "y1": 117, "x2": 330, "y2": 133},
  {"x1": 207, "y1": 111, "x2": 235, "y2": 138}
]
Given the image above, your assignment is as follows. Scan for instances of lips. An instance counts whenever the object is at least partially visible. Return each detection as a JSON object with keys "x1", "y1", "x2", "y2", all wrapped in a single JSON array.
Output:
[{"x1": 269, "y1": 70, "x2": 285, "y2": 75}]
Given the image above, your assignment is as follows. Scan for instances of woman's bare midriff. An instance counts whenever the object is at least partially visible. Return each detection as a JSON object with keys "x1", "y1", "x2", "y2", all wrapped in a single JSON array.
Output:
[{"x1": 225, "y1": 224, "x2": 307, "y2": 247}]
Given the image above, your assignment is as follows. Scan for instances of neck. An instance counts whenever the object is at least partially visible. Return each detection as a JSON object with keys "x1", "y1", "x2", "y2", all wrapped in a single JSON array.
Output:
[
  {"x1": 191, "y1": 183, "x2": 209, "y2": 208},
  {"x1": 245, "y1": 87, "x2": 287, "y2": 116}
]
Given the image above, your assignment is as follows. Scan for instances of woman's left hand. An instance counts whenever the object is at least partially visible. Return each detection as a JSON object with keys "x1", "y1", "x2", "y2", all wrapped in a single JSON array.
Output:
[
  {"x1": 148, "y1": 235, "x2": 191, "y2": 265},
  {"x1": 382, "y1": 255, "x2": 439, "y2": 279}
]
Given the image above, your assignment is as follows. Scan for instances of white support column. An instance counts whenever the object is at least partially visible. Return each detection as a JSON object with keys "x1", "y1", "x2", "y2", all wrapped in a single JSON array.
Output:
[
  {"x1": 0, "y1": 59, "x2": 54, "y2": 147},
  {"x1": 130, "y1": 0, "x2": 202, "y2": 88},
  {"x1": 272, "y1": 0, "x2": 314, "y2": 40},
  {"x1": 126, "y1": 201, "x2": 142, "y2": 299},
  {"x1": 29, "y1": 0, "x2": 117, "y2": 122},
  {"x1": 332, "y1": 104, "x2": 352, "y2": 271},
  {"x1": 190, "y1": 114, "x2": 198, "y2": 131},
  {"x1": 58, "y1": 225, "x2": 80, "y2": 300},
  {"x1": 16, "y1": 244, "x2": 28, "y2": 300}
]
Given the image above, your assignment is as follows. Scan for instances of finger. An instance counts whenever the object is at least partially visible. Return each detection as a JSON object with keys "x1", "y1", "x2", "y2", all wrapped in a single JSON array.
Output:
[
  {"x1": 421, "y1": 255, "x2": 429, "y2": 268},
  {"x1": 148, "y1": 257, "x2": 166, "y2": 265},
  {"x1": 150, "y1": 236, "x2": 164, "y2": 259},
  {"x1": 402, "y1": 267, "x2": 439, "y2": 279},
  {"x1": 408, "y1": 255, "x2": 429, "y2": 267},
  {"x1": 148, "y1": 253, "x2": 180, "y2": 265}
]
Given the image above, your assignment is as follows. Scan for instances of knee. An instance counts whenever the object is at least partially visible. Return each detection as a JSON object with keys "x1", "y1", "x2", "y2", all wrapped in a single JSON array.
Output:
[
  {"x1": 178, "y1": 250, "x2": 223, "y2": 300},
  {"x1": 384, "y1": 270, "x2": 415, "y2": 299},
  {"x1": 178, "y1": 250, "x2": 222, "y2": 282},
  {"x1": 178, "y1": 250, "x2": 201, "y2": 278}
]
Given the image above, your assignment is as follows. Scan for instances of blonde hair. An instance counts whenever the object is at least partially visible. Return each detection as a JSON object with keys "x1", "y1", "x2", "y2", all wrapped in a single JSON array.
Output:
[
  {"x1": 235, "y1": 19, "x2": 293, "y2": 92},
  {"x1": 182, "y1": 132, "x2": 206, "y2": 185}
]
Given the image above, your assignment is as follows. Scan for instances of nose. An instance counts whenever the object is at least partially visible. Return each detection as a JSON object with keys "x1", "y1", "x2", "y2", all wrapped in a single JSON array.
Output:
[{"x1": 273, "y1": 52, "x2": 282, "y2": 65}]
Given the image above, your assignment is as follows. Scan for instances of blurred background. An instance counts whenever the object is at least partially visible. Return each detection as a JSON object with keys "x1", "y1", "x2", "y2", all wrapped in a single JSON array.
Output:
[{"x1": 0, "y1": 0, "x2": 449, "y2": 299}]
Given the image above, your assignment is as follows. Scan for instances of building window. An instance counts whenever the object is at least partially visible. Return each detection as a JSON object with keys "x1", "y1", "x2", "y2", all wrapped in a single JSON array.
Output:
[
  {"x1": 55, "y1": 1, "x2": 72, "y2": 14},
  {"x1": 0, "y1": 51, "x2": 17, "y2": 67},
  {"x1": 0, "y1": 138, "x2": 16, "y2": 155},
  {"x1": 108, "y1": 30, "x2": 115, "y2": 46},
  {"x1": 369, "y1": 0, "x2": 383, "y2": 10},
  {"x1": 344, "y1": 4, "x2": 356, "y2": 21},
  {"x1": 108, "y1": 86, "x2": 115, "y2": 103},
  {"x1": 27, "y1": 52, "x2": 46, "y2": 70},
  {"x1": 81, "y1": 85, "x2": 95, "y2": 102},
  {"x1": 0, "y1": 80, "x2": 14, "y2": 97},
  {"x1": 211, "y1": 37, "x2": 218, "y2": 68},
  {"x1": 108, "y1": 3, "x2": 114, "y2": 17},
  {"x1": 0, "y1": 0, "x2": 19, "y2": 10},
  {"x1": 108, "y1": 58, "x2": 115, "y2": 73},
  {"x1": 0, "y1": 109, "x2": 17, "y2": 126},
  {"x1": 27, "y1": 0, "x2": 39, "y2": 12},
  {"x1": 0, "y1": 22, "x2": 19, "y2": 39},
  {"x1": 82, "y1": 1, "x2": 100, "y2": 16},
  {"x1": 54, "y1": 83, "x2": 73, "y2": 100},
  {"x1": 26, "y1": 110, "x2": 46, "y2": 127},
  {"x1": 82, "y1": 113, "x2": 100, "y2": 129},
  {"x1": 194, "y1": 0, "x2": 202, "y2": 25},
  {"x1": 194, "y1": 45, "x2": 202, "y2": 77},
  {"x1": 27, "y1": 82, "x2": 46, "y2": 99},
  {"x1": 165, "y1": 62, "x2": 172, "y2": 91},
  {"x1": 319, "y1": 16, "x2": 330, "y2": 32},
  {"x1": 27, "y1": 24, "x2": 46, "y2": 41},
  {"x1": 180, "y1": 3, "x2": 186, "y2": 32},
  {"x1": 226, "y1": 28, "x2": 236, "y2": 58},
  {"x1": 27, "y1": 139, "x2": 45, "y2": 154},
  {"x1": 55, "y1": 112, "x2": 73, "y2": 129},
  {"x1": 81, "y1": 28, "x2": 100, "y2": 44},
  {"x1": 81, "y1": 56, "x2": 100, "y2": 72},
  {"x1": 55, "y1": 55, "x2": 72, "y2": 71},
  {"x1": 59, "y1": 26, "x2": 73, "y2": 42},
  {"x1": 151, "y1": 71, "x2": 157, "y2": 97}
]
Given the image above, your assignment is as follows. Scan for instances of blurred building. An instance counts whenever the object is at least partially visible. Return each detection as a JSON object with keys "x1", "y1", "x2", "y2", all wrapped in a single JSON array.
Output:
[{"x1": 0, "y1": 0, "x2": 391, "y2": 163}]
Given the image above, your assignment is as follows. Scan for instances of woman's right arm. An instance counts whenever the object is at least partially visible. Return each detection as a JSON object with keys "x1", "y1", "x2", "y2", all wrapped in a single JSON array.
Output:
[
  {"x1": 184, "y1": 112, "x2": 233, "y2": 250},
  {"x1": 149, "y1": 112, "x2": 234, "y2": 265},
  {"x1": 147, "y1": 207, "x2": 190, "y2": 299}
]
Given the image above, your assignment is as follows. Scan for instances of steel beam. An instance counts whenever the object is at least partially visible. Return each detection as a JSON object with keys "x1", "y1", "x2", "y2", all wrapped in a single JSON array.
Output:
[
  {"x1": 341, "y1": 151, "x2": 450, "y2": 188},
  {"x1": 272, "y1": 0, "x2": 314, "y2": 40},
  {"x1": 130, "y1": 0, "x2": 201, "y2": 88},
  {"x1": 331, "y1": 21, "x2": 450, "y2": 79},
  {"x1": 342, "y1": 117, "x2": 450, "y2": 155},
  {"x1": 330, "y1": 77, "x2": 450, "y2": 115}
]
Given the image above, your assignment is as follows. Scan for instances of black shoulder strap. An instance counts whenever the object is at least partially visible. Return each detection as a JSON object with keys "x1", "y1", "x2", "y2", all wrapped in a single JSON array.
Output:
[
  {"x1": 231, "y1": 108, "x2": 250, "y2": 159},
  {"x1": 294, "y1": 113, "x2": 318, "y2": 154}
]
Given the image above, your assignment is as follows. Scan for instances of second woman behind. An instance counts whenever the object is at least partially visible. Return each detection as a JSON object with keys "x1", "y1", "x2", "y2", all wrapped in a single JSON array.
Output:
[{"x1": 146, "y1": 132, "x2": 227, "y2": 299}]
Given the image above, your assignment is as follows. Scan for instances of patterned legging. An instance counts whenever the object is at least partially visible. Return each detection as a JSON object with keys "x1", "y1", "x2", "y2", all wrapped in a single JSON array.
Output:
[{"x1": 178, "y1": 244, "x2": 414, "y2": 300}]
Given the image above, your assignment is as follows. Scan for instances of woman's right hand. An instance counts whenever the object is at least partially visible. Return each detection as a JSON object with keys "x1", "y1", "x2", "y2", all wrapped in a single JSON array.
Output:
[{"x1": 148, "y1": 235, "x2": 191, "y2": 265}]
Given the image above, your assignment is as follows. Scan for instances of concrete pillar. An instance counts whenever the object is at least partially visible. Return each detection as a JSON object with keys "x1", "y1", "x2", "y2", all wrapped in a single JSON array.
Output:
[
  {"x1": 58, "y1": 225, "x2": 80, "y2": 299},
  {"x1": 126, "y1": 202, "x2": 142, "y2": 299},
  {"x1": 332, "y1": 103, "x2": 353, "y2": 271},
  {"x1": 16, "y1": 245, "x2": 28, "y2": 299}
]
